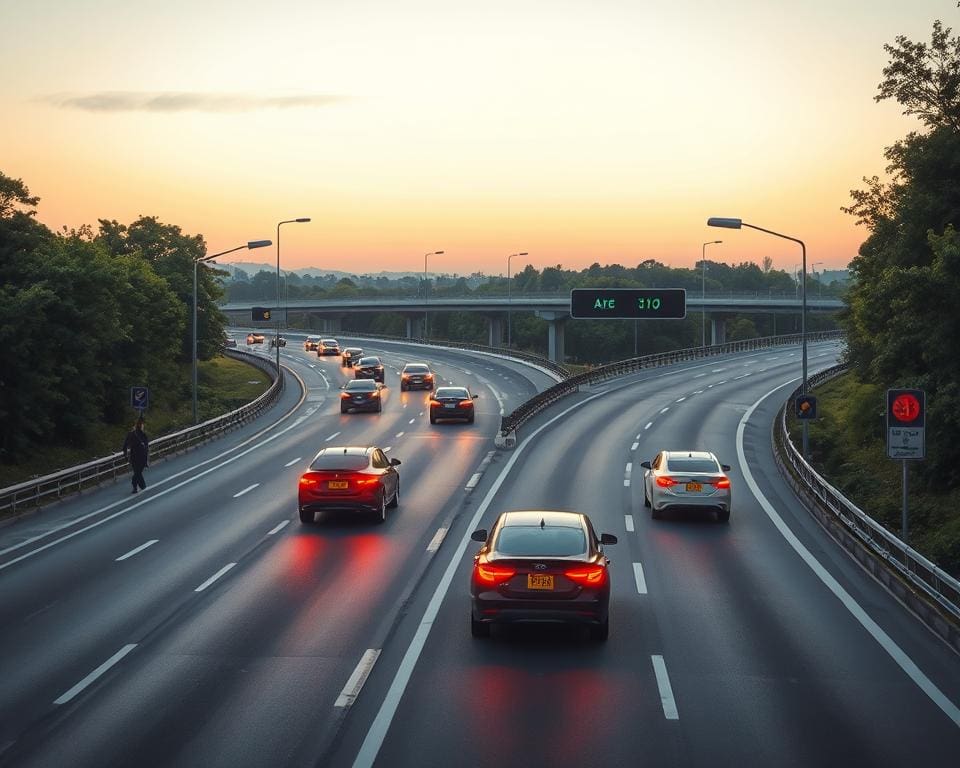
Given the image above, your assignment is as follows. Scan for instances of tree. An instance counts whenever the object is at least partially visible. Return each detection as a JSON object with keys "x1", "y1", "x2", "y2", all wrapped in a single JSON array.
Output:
[{"x1": 0, "y1": 171, "x2": 40, "y2": 218}]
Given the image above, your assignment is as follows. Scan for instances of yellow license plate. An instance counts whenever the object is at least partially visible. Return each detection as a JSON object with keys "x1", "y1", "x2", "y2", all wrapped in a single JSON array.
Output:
[
  {"x1": 686, "y1": 482, "x2": 702, "y2": 492},
  {"x1": 328, "y1": 480, "x2": 348, "y2": 490},
  {"x1": 527, "y1": 574, "x2": 554, "y2": 590}
]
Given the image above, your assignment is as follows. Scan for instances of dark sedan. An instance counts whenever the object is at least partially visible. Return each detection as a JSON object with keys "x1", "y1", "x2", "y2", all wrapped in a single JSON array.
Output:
[
  {"x1": 429, "y1": 386, "x2": 477, "y2": 424},
  {"x1": 470, "y1": 510, "x2": 617, "y2": 641},
  {"x1": 354, "y1": 355, "x2": 385, "y2": 383},
  {"x1": 298, "y1": 446, "x2": 400, "y2": 524},
  {"x1": 340, "y1": 379, "x2": 383, "y2": 413},
  {"x1": 400, "y1": 362, "x2": 435, "y2": 391},
  {"x1": 341, "y1": 347, "x2": 364, "y2": 367}
]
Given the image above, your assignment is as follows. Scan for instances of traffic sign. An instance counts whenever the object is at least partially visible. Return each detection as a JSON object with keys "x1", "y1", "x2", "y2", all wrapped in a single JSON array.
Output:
[
  {"x1": 570, "y1": 288, "x2": 686, "y2": 319},
  {"x1": 130, "y1": 386, "x2": 149, "y2": 412},
  {"x1": 887, "y1": 388, "x2": 924, "y2": 460},
  {"x1": 795, "y1": 394, "x2": 817, "y2": 420}
]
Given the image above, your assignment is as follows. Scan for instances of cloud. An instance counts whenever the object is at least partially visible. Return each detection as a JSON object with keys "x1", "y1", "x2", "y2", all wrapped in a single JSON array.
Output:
[{"x1": 43, "y1": 91, "x2": 345, "y2": 113}]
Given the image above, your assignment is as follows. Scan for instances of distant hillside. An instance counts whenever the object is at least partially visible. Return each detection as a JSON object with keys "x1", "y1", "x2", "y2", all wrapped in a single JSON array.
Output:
[{"x1": 214, "y1": 261, "x2": 444, "y2": 280}]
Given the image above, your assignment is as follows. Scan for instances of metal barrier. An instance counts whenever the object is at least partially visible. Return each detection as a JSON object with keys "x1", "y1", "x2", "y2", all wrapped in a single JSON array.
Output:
[
  {"x1": 774, "y1": 364, "x2": 960, "y2": 624},
  {"x1": 498, "y1": 330, "x2": 846, "y2": 438},
  {"x1": 0, "y1": 350, "x2": 282, "y2": 516}
]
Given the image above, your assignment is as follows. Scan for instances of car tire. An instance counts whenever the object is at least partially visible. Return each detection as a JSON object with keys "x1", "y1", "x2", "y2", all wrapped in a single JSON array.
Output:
[
  {"x1": 471, "y1": 615, "x2": 490, "y2": 638},
  {"x1": 388, "y1": 480, "x2": 399, "y2": 508},
  {"x1": 643, "y1": 488, "x2": 651, "y2": 508},
  {"x1": 400, "y1": 383, "x2": 407, "y2": 391},
  {"x1": 467, "y1": 414, "x2": 475, "y2": 424},
  {"x1": 651, "y1": 507, "x2": 662, "y2": 520},
  {"x1": 430, "y1": 414, "x2": 437, "y2": 424},
  {"x1": 341, "y1": 406, "x2": 348, "y2": 414},
  {"x1": 717, "y1": 508, "x2": 730, "y2": 523},
  {"x1": 373, "y1": 491, "x2": 387, "y2": 524},
  {"x1": 590, "y1": 617, "x2": 609, "y2": 642},
  {"x1": 377, "y1": 401, "x2": 382, "y2": 413},
  {"x1": 299, "y1": 507, "x2": 313, "y2": 524}
]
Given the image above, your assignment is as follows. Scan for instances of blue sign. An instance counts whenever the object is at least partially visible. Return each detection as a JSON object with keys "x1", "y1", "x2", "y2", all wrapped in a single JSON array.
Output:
[{"x1": 131, "y1": 386, "x2": 149, "y2": 411}]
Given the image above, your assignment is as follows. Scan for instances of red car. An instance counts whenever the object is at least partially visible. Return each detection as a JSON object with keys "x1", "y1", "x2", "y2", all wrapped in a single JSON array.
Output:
[{"x1": 298, "y1": 446, "x2": 400, "y2": 524}]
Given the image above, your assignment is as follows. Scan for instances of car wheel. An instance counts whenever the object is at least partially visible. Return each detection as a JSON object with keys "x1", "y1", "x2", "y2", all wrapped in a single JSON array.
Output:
[
  {"x1": 388, "y1": 480, "x2": 399, "y2": 508},
  {"x1": 590, "y1": 617, "x2": 609, "y2": 642},
  {"x1": 373, "y1": 491, "x2": 387, "y2": 524},
  {"x1": 471, "y1": 615, "x2": 490, "y2": 638},
  {"x1": 651, "y1": 507, "x2": 662, "y2": 520},
  {"x1": 341, "y1": 406, "x2": 348, "y2": 414},
  {"x1": 430, "y1": 414, "x2": 437, "y2": 424},
  {"x1": 377, "y1": 401, "x2": 382, "y2": 413},
  {"x1": 299, "y1": 507, "x2": 314, "y2": 524},
  {"x1": 400, "y1": 383, "x2": 407, "y2": 391},
  {"x1": 717, "y1": 508, "x2": 730, "y2": 523},
  {"x1": 467, "y1": 414, "x2": 475, "y2": 424},
  {"x1": 643, "y1": 488, "x2": 651, "y2": 508}
]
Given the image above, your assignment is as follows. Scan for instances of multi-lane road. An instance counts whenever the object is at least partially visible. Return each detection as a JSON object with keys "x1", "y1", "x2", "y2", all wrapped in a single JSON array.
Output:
[{"x1": 1, "y1": 337, "x2": 957, "y2": 767}]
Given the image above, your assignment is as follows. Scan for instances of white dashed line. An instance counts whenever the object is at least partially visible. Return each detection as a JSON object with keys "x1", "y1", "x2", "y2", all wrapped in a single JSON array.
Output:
[
  {"x1": 659, "y1": 407, "x2": 669, "y2": 414},
  {"x1": 624, "y1": 515, "x2": 635, "y2": 532},
  {"x1": 384, "y1": 446, "x2": 392, "y2": 452},
  {"x1": 631, "y1": 442, "x2": 639, "y2": 451},
  {"x1": 325, "y1": 432, "x2": 341, "y2": 442},
  {"x1": 712, "y1": 368, "x2": 726, "y2": 373},
  {"x1": 633, "y1": 562, "x2": 648, "y2": 594},
  {"x1": 115, "y1": 540, "x2": 158, "y2": 562},
  {"x1": 675, "y1": 397, "x2": 686, "y2": 403},
  {"x1": 284, "y1": 457, "x2": 302, "y2": 468},
  {"x1": 335, "y1": 649, "x2": 382, "y2": 708},
  {"x1": 644, "y1": 422, "x2": 653, "y2": 430},
  {"x1": 408, "y1": 419, "x2": 415, "y2": 425},
  {"x1": 652, "y1": 655, "x2": 679, "y2": 720},
  {"x1": 426, "y1": 528, "x2": 448, "y2": 552},
  {"x1": 233, "y1": 484, "x2": 259, "y2": 498},
  {"x1": 268, "y1": 521, "x2": 289, "y2": 535},
  {"x1": 465, "y1": 473, "x2": 482, "y2": 490},
  {"x1": 693, "y1": 373, "x2": 707, "y2": 378},
  {"x1": 194, "y1": 563, "x2": 236, "y2": 592},
  {"x1": 693, "y1": 390, "x2": 704, "y2": 395},
  {"x1": 54, "y1": 644, "x2": 138, "y2": 705},
  {"x1": 395, "y1": 432, "x2": 404, "y2": 438}
]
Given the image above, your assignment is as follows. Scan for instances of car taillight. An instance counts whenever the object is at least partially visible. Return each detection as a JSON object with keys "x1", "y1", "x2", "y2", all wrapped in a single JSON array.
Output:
[
  {"x1": 656, "y1": 476, "x2": 677, "y2": 487},
  {"x1": 458, "y1": 400, "x2": 474, "y2": 408},
  {"x1": 401, "y1": 374, "x2": 409, "y2": 380},
  {"x1": 299, "y1": 475, "x2": 319, "y2": 486},
  {"x1": 429, "y1": 400, "x2": 441, "y2": 407},
  {"x1": 564, "y1": 565, "x2": 607, "y2": 587},
  {"x1": 354, "y1": 477, "x2": 379, "y2": 487},
  {"x1": 713, "y1": 477, "x2": 731, "y2": 489},
  {"x1": 474, "y1": 563, "x2": 516, "y2": 587},
  {"x1": 340, "y1": 392, "x2": 350, "y2": 399},
  {"x1": 424, "y1": 373, "x2": 433, "y2": 380}
]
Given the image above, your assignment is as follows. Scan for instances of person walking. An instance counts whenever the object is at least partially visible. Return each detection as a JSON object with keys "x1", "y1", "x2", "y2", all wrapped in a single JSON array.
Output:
[{"x1": 123, "y1": 417, "x2": 149, "y2": 493}]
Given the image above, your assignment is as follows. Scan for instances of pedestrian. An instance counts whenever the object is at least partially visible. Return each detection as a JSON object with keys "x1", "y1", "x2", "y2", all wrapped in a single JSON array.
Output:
[{"x1": 123, "y1": 417, "x2": 149, "y2": 493}]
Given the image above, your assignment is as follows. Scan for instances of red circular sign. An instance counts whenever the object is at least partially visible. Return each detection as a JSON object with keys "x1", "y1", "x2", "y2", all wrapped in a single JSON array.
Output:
[{"x1": 892, "y1": 393, "x2": 920, "y2": 423}]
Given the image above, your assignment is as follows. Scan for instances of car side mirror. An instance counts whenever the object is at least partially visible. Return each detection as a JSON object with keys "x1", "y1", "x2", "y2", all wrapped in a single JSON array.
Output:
[
  {"x1": 600, "y1": 533, "x2": 618, "y2": 545},
  {"x1": 470, "y1": 529, "x2": 487, "y2": 542},
  {"x1": 472, "y1": 394, "x2": 478, "y2": 399},
  {"x1": 640, "y1": 461, "x2": 651, "y2": 469},
  {"x1": 390, "y1": 458, "x2": 401, "y2": 466},
  {"x1": 721, "y1": 464, "x2": 731, "y2": 472}
]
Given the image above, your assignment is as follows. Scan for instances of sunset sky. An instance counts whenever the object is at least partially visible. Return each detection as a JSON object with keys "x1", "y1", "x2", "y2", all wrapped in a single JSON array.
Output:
[{"x1": 2, "y1": 1, "x2": 954, "y2": 276}]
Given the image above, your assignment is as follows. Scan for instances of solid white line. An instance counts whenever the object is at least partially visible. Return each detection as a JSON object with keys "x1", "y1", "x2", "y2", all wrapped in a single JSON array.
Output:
[
  {"x1": 465, "y1": 473, "x2": 482, "y2": 490},
  {"x1": 631, "y1": 442, "x2": 639, "y2": 451},
  {"x1": 268, "y1": 521, "x2": 289, "y2": 535},
  {"x1": 644, "y1": 422, "x2": 653, "y2": 430},
  {"x1": 738, "y1": 383, "x2": 960, "y2": 728},
  {"x1": 652, "y1": 655, "x2": 679, "y2": 719},
  {"x1": 335, "y1": 649, "x2": 382, "y2": 708},
  {"x1": 625, "y1": 515, "x2": 635, "y2": 532},
  {"x1": 325, "y1": 431, "x2": 341, "y2": 442},
  {"x1": 115, "y1": 540, "x2": 158, "y2": 562},
  {"x1": 54, "y1": 644, "x2": 137, "y2": 705},
  {"x1": 633, "y1": 562, "x2": 648, "y2": 594},
  {"x1": 284, "y1": 457, "x2": 302, "y2": 468},
  {"x1": 194, "y1": 563, "x2": 236, "y2": 592},
  {"x1": 426, "y1": 528, "x2": 448, "y2": 552},
  {"x1": 233, "y1": 484, "x2": 259, "y2": 498},
  {"x1": 395, "y1": 432, "x2": 405, "y2": 438}
]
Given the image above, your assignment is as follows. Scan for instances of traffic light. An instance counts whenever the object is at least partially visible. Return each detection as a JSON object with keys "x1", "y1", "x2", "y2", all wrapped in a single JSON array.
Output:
[
  {"x1": 795, "y1": 394, "x2": 817, "y2": 420},
  {"x1": 252, "y1": 306, "x2": 272, "y2": 321},
  {"x1": 887, "y1": 389, "x2": 924, "y2": 428}
]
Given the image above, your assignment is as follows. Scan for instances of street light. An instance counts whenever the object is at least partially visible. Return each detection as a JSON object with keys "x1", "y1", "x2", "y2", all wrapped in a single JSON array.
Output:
[
  {"x1": 701, "y1": 241, "x2": 721, "y2": 348},
  {"x1": 423, "y1": 250, "x2": 444, "y2": 339},
  {"x1": 708, "y1": 217, "x2": 810, "y2": 458},
  {"x1": 507, "y1": 251, "x2": 529, "y2": 348},
  {"x1": 193, "y1": 239, "x2": 272, "y2": 423},
  {"x1": 277, "y1": 218, "x2": 311, "y2": 372}
]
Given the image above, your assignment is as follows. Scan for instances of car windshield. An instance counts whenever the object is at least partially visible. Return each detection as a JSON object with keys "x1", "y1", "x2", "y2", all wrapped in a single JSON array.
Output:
[
  {"x1": 494, "y1": 526, "x2": 586, "y2": 557},
  {"x1": 404, "y1": 365, "x2": 429, "y2": 374},
  {"x1": 667, "y1": 457, "x2": 720, "y2": 473},
  {"x1": 436, "y1": 388, "x2": 468, "y2": 399},
  {"x1": 345, "y1": 380, "x2": 376, "y2": 391},
  {"x1": 310, "y1": 453, "x2": 369, "y2": 471}
]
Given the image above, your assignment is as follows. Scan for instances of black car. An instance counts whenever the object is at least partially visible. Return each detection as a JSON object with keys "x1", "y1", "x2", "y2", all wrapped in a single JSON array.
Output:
[
  {"x1": 340, "y1": 379, "x2": 383, "y2": 413},
  {"x1": 470, "y1": 510, "x2": 617, "y2": 641},
  {"x1": 341, "y1": 347, "x2": 364, "y2": 367},
  {"x1": 354, "y1": 356, "x2": 385, "y2": 383},
  {"x1": 429, "y1": 386, "x2": 477, "y2": 424},
  {"x1": 400, "y1": 362, "x2": 435, "y2": 391}
]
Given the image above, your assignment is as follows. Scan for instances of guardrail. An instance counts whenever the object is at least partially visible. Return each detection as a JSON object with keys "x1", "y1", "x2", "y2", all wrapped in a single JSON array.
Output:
[
  {"x1": 774, "y1": 364, "x2": 960, "y2": 628},
  {"x1": 498, "y1": 330, "x2": 846, "y2": 439},
  {"x1": 0, "y1": 350, "x2": 282, "y2": 517}
]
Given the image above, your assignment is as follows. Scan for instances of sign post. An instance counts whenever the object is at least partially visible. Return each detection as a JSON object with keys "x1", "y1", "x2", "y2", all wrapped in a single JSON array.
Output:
[
  {"x1": 130, "y1": 386, "x2": 149, "y2": 417},
  {"x1": 886, "y1": 388, "x2": 925, "y2": 545}
]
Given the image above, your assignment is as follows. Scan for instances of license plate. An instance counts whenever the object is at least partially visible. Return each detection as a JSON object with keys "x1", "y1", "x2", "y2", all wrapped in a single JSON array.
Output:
[
  {"x1": 527, "y1": 574, "x2": 554, "y2": 590},
  {"x1": 328, "y1": 480, "x2": 348, "y2": 489},
  {"x1": 686, "y1": 482, "x2": 702, "y2": 492},
  {"x1": 444, "y1": 403, "x2": 455, "y2": 409}
]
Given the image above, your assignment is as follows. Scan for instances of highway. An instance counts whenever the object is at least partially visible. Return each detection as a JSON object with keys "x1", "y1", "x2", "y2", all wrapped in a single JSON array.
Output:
[{"x1": 1, "y1": 338, "x2": 958, "y2": 767}]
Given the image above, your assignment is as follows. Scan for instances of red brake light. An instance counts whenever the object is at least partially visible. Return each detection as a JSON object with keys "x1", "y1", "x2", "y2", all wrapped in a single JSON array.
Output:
[
  {"x1": 299, "y1": 474, "x2": 319, "y2": 486},
  {"x1": 656, "y1": 476, "x2": 677, "y2": 487},
  {"x1": 564, "y1": 565, "x2": 607, "y2": 586},
  {"x1": 430, "y1": 400, "x2": 441, "y2": 407},
  {"x1": 354, "y1": 477, "x2": 379, "y2": 487},
  {"x1": 713, "y1": 477, "x2": 731, "y2": 489},
  {"x1": 473, "y1": 563, "x2": 515, "y2": 587},
  {"x1": 340, "y1": 392, "x2": 350, "y2": 399},
  {"x1": 458, "y1": 400, "x2": 474, "y2": 408}
]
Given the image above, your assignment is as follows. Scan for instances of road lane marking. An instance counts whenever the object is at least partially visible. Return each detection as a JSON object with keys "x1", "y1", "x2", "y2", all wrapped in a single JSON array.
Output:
[
  {"x1": 675, "y1": 397, "x2": 686, "y2": 402},
  {"x1": 335, "y1": 649, "x2": 382, "y2": 708},
  {"x1": 631, "y1": 442, "x2": 639, "y2": 451},
  {"x1": 659, "y1": 407, "x2": 669, "y2": 414},
  {"x1": 465, "y1": 473, "x2": 482, "y2": 490},
  {"x1": 633, "y1": 562, "x2": 648, "y2": 594},
  {"x1": 284, "y1": 457, "x2": 302, "y2": 467},
  {"x1": 54, "y1": 644, "x2": 138, "y2": 705},
  {"x1": 624, "y1": 515, "x2": 634, "y2": 532},
  {"x1": 652, "y1": 655, "x2": 679, "y2": 720},
  {"x1": 395, "y1": 432, "x2": 405, "y2": 438},
  {"x1": 408, "y1": 419, "x2": 415, "y2": 424},
  {"x1": 739, "y1": 382, "x2": 960, "y2": 728},
  {"x1": 268, "y1": 521, "x2": 289, "y2": 535},
  {"x1": 233, "y1": 484, "x2": 259, "y2": 498},
  {"x1": 426, "y1": 528, "x2": 448, "y2": 552},
  {"x1": 115, "y1": 540, "x2": 158, "y2": 562},
  {"x1": 325, "y1": 431, "x2": 341, "y2": 442},
  {"x1": 194, "y1": 563, "x2": 236, "y2": 592},
  {"x1": 644, "y1": 422, "x2": 653, "y2": 430}
]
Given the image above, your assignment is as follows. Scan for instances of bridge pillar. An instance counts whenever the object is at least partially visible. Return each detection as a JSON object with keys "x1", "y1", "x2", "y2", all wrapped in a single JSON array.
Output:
[
  {"x1": 534, "y1": 310, "x2": 568, "y2": 362},
  {"x1": 321, "y1": 317, "x2": 342, "y2": 333},
  {"x1": 710, "y1": 316, "x2": 726, "y2": 345},
  {"x1": 487, "y1": 316, "x2": 503, "y2": 348}
]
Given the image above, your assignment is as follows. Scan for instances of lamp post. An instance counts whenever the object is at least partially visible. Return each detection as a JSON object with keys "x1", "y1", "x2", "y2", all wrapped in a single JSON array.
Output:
[
  {"x1": 708, "y1": 217, "x2": 809, "y2": 458},
  {"x1": 507, "y1": 251, "x2": 528, "y2": 348},
  {"x1": 193, "y1": 239, "x2": 272, "y2": 423},
  {"x1": 423, "y1": 250, "x2": 443, "y2": 339},
  {"x1": 701, "y1": 240, "x2": 721, "y2": 348},
  {"x1": 277, "y1": 218, "x2": 311, "y2": 373}
]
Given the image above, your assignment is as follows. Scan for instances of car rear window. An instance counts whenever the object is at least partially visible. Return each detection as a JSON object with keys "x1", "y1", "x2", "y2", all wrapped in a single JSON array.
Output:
[
  {"x1": 358, "y1": 357, "x2": 379, "y2": 366},
  {"x1": 404, "y1": 365, "x2": 429, "y2": 373},
  {"x1": 666, "y1": 458, "x2": 719, "y2": 473},
  {"x1": 494, "y1": 526, "x2": 586, "y2": 557},
  {"x1": 345, "y1": 380, "x2": 376, "y2": 391},
  {"x1": 436, "y1": 388, "x2": 468, "y2": 399},
  {"x1": 310, "y1": 454, "x2": 369, "y2": 471}
]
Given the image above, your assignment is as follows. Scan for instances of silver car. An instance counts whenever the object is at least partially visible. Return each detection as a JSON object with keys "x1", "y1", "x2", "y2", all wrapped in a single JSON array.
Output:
[{"x1": 640, "y1": 450, "x2": 732, "y2": 522}]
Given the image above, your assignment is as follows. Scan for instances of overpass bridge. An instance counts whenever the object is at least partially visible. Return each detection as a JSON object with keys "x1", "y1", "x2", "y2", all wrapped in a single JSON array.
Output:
[{"x1": 220, "y1": 293, "x2": 844, "y2": 362}]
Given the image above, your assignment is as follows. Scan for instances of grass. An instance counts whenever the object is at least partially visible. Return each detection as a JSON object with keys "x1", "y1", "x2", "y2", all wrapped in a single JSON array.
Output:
[
  {"x1": 787, "y1": 374, "x2": 960, "y2": 577},
  {"x1": 0, "y1": 355, "x2": 270, "y2": 489}
]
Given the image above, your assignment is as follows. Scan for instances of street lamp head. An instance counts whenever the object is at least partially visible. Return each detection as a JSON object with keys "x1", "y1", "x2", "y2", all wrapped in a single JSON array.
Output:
[
  {"x1": 707, "y1": 218, "x2": 742, "y2": 229},
  {"x1": 248, "y1": 240, "x2": 272, "y2": 249},
  {"x1": 295, "y1": 218, "x2": 311, "y2": 223},
  {"x1": 434, "y1": 250, "x2": 444, "y2": 255}
]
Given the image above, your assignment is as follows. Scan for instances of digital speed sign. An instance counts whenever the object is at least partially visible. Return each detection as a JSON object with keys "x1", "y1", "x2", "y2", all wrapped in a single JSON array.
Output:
[{"x1": 570, "y1": 288, "x2": 686, "y2": 319}]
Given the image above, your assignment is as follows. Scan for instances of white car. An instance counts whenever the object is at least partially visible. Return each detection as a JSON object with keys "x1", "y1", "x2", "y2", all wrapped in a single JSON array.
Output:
[{"x1": 640, "y1": 450, "x2": 731, "y2": 522}]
